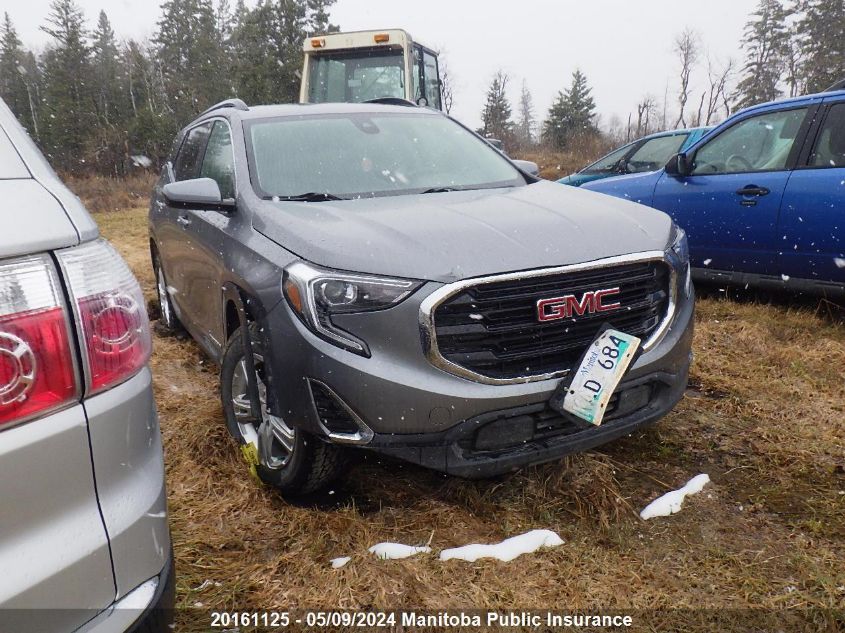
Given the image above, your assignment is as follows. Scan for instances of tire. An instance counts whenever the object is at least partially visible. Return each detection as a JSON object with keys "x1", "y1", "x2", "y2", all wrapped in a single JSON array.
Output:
[
  {"x1": 220, "y1": 323, "x2": 347, "y2": 495},
  {"x1": 152, "y1": 251, "x2": 185, "y2": 335}
]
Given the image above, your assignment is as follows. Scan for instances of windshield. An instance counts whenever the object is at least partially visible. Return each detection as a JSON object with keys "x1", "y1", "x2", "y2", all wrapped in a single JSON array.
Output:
[
  {"x1": 245, "y1": 112, "x2": 525, "y2": 199},
  {"x1": 308, "y1": 49, "x2": 405, "y2": 104},
  {"x1": 581, "y1": 143, "x2": 632, "y2": 174},
  {"x1": 626, "y1": 134, "x2": 688, "y2": 173}
]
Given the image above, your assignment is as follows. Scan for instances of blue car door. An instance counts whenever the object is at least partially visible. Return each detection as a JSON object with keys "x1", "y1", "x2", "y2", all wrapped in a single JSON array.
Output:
[
  {"x1": 778, "y1": 99, "x2": 845, "y2": 287},
  {"x1": 650, "y1": 106, "x2": 811, "y2": 274}
]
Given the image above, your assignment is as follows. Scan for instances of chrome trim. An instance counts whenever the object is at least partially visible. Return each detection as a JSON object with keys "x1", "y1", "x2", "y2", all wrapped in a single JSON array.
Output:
[
  {"x1": 306, "y1": 378, "x2": 374, "y2": 445},
  {"x1": 418, "y1": 251, "x2": 678, "y2": 385}
]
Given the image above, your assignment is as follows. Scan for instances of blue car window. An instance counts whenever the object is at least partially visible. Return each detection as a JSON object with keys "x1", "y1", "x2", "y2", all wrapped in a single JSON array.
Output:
[
  {"x1": 626, "y1": 134, "x2": 688, "y2": 173},
  {"x1": 691, "y1": 108, "x2": 807, "y2": 175},
  {"x1": 809, "y1": 104, "x2": 845, "y2": 168}
]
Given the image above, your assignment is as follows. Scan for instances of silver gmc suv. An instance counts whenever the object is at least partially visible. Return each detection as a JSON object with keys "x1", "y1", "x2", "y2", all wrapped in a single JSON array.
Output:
[
  {"x1": 150, "y1": 100, "x2": 694, "y2": 495},
  {"x1": 0, "y1": 99, "x2": 173, "y2": 632}
]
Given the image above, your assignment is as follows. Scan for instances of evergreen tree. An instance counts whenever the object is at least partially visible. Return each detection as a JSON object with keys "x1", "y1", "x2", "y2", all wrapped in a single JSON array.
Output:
[
  {"x1": 543, "y1": 69, "x2": 596, "y2": 150},
  {"x1": 480, "y1": 70, "x2": 513, "y2": 144},
  {"x1": 91, "y1": 11, "x2": 122, "y2": 124},
  {"x1": 0, "y1": 13, "x2": 37, "y2": 132},
  {"x1": 154, "y1": 0, "x2": 226, "y2": 121},
  {"x1": 39, "y1": 0, "x2": 94, "y2": 171},
  {"x1": 515, "y1": 79, "x2": 535, "y2": 149},
  {"x1": 794, "y1": 0, "x2": 845, "y2": 92},
  {"x1": 230, "y1": 0, "x2": 336, "y2": 105},
  {"x1": 734, "y1": 0, "x2": 790, "y2": 109}
]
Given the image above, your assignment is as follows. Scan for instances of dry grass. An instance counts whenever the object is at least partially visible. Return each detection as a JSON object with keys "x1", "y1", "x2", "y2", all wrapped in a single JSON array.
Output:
[
  {"x1": 93, "y1": 205, "x2": 845, "y2": 631},
  {"x1": 64, "y1": 172, "x2": 157, "y2": 215}
]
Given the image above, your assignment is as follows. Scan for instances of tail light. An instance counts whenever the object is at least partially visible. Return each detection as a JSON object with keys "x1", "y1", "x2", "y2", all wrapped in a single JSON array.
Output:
[
  {"x1": 0, "y1": 255, "x2": 77, "y2": 427},
  {"x1": 59, "y1": 240, "x2": 152, "y2": 395}
]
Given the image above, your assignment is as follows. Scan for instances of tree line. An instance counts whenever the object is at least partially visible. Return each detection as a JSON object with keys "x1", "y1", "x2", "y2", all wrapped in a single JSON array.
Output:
[
  {"x1": 0, "y1": 0, "x2": 842, "y2": 174},
  {"x1": 480, "y1": 0, "x2": 843, "y2": 153},
  {"x1": 0, "y1": 0, "x2": 336, "y2": 175}
]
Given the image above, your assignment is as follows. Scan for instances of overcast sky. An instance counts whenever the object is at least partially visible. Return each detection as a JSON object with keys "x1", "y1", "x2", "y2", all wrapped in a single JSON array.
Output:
[{"x1": 7, "y1": 0, "x2": 758, "y2": 129}]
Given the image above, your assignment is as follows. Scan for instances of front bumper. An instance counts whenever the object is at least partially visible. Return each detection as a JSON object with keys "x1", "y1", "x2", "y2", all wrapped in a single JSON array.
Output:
[{"x1": 265, "y1": 262, "x2": 694, "y2": 477}]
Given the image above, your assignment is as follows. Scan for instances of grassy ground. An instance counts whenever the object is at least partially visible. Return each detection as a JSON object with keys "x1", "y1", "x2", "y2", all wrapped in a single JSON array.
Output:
[{"x1": 94, "y1": 205, "x2": 844, "y2": 631}]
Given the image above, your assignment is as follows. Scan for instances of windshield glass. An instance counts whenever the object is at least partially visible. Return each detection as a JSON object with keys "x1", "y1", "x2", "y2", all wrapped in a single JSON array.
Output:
[
  {"x1": 581, "y1": 143, "x2": 632, "y2": 174},
  {"x1": 626, "y1": 134, "x2": 688, "y2": 173},
  {"x1": 245, "y1": 112, "x2": 525, "y2": 199},
  {"x1": 308, "y1": 49, "x2": 405, "y2": 104}
]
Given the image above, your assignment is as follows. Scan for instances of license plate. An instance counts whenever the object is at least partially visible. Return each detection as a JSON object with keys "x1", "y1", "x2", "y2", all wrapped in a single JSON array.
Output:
[{"x1": 559, "y1": 329, "x2": 641, "y2": 426}]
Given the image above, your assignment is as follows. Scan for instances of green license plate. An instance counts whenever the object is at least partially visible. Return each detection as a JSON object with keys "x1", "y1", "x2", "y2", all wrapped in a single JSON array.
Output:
[{"x1": 560, "y1": 328, "x2": 641, "y2": 426}]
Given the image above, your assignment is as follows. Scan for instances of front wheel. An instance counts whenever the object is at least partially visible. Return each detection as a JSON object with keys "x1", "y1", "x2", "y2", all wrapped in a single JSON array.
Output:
[
  {"x1": 152, "y1": 252, "x2": 184, "y2": 334},
  {"x1": 220, "y1": 324, "x2": 347, "y2": 495}
]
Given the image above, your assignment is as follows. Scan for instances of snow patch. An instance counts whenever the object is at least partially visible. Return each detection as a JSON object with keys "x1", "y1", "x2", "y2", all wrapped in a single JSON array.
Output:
[
  {"x1": 330, "y1": 556, "x2": 351, "y2": 569},
  {"x1": 439, "y1": 529, "x2": 564, "y2": 563},
  {"x1": 640, "y1": 474, "x2": 710, "y2": 520},
  {"x1": 368, "y1": 543, "x2": 431, "y2": 560}
]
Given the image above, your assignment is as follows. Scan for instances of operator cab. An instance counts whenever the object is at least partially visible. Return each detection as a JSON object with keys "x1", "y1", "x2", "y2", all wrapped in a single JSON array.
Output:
[{"x1": 300, "y1": 29, "x2": 442, "y2": 110}]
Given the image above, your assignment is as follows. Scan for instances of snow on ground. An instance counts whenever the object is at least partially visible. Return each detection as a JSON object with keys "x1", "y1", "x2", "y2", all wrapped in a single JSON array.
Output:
[
  {"x1": 439, "y1": 529, "x2": 564, "y2": 563},
  {"x1": 368, "y1": 543, "x2": 432, "y2": 560},
  {"x1": 330, "y1": 556, "x2": 351, "y2": 569},
  {"x1": 640, "y1": 474, "x2": 711, "y2": 520}
]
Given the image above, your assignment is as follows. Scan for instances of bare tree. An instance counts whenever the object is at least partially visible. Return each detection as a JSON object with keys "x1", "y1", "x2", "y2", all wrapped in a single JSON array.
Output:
[
  {"x1": 674, "y1": 28, "x2": 700, "y2": 128},
  {"x1": 635, "y1": 95, "x2": 658, "y2": 136},
  {"x1": 693, "y1": 56, "x2": 735, "y2": 126}
]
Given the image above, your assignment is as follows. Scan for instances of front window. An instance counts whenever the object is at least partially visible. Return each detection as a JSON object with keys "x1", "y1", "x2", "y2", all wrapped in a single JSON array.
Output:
[
  {"x1": 307, "y1": 49, "x2": 405, "y2": 104},
  {"x1": 581, "y1": 143, "x2": 632, "y2": 174},
  {"x1": 244, "y1": 112, "x2": 525, "y2": 199},
  {"x1": 808, "y1": 103, "x2": 845, "y2": 168},
  {"x1": 199, "y1": 121, "x2": 236, "y2": 199},
  {"x1": 625, "y1": 134, "x2": 688, "y2": 173},
  {"x1": 691, "y1": 108, "x2": 807, "y2": 175}
]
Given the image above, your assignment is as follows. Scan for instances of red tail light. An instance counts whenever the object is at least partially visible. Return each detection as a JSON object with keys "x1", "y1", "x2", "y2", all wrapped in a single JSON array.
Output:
[
  {"x1": 59, "y1": 240, "x2": 152, "y2": 395},
  {"x1": 0, "y1": 256, "x2": 77, "y2": 427}
]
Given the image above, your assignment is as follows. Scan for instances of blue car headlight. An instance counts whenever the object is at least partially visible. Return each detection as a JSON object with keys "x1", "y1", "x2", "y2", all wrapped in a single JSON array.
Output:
[{"x1": 668, "y1": 225, "x2": 692, "y2": 297}]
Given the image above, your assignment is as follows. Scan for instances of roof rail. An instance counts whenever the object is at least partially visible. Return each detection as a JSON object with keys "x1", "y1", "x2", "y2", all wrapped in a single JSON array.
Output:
[
  {"x1": 363, "y1": 97, "x2": 418, "y2": 107},
  {"x1": 198, "y1": 98, "x2": 249, "y2": 117},
  {"x1": 824, "y1": 78, "x2": 845, "y2": 92}
]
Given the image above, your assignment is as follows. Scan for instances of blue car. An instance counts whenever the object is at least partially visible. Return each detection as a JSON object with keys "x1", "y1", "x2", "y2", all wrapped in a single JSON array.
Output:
[
  {"x1": 558, "y1": 127, "x2": 711, "y2": 187},
  {"x1": 583, "y1": 86, "x2": 845, "y2": 295}
]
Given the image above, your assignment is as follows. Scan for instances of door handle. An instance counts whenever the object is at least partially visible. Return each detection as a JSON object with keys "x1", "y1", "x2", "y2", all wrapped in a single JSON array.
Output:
[
  {"x1": 736, "y1": 185, "x2": 770, "y2": 197},
  {"x1": 176, "y1": 215, "x2": 192, "y2": 227}
]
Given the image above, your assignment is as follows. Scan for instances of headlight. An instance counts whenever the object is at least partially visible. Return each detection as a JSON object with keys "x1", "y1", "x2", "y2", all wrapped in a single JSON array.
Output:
[
  {"x1": 283, "y1": 261, "x2": 422, "y2": 356},
  {"x1": 670, "y1": 225, "x2": 689, "y2": 264},
  {"x1": 668, "y1": 225, "x2": 692, "y2": 297}
]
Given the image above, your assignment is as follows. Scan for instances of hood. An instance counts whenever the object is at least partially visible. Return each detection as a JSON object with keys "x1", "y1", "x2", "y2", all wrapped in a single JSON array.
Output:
[
  {"x1": 252, "y1": 180, "x2": 673, "y2": 283},
  {"x1": 580, "y1": 170, "x2": 663, "y2": 207},
  {"x1": 0, "y1": 179, "x2": 81, "y2": 259}
]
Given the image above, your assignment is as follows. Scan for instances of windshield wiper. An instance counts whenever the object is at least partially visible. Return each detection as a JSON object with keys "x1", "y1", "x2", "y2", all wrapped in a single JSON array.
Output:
[
  {"x1": 271, "y1": 192, "x2": 348, "y2": 202},
  {"x1": 421, "y1": 187, "x2": 461, "y2": 194}
]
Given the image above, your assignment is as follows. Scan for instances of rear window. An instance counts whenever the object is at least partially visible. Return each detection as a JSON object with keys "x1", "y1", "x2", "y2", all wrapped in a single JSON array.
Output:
[{"x1": 0, "y1": 127, "x2": 29, "y2": 179}]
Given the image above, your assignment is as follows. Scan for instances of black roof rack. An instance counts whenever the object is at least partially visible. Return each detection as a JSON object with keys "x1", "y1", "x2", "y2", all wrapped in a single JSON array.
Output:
[
  {"x1": 363, "y1": 97, "x2": 418, "y2": 107},
  {"x1": 824, "y1": 78, "x2": 845, "y2": 92},
  {"x1": 198, "y1": 98, "x2": 249, "y2": 117}
]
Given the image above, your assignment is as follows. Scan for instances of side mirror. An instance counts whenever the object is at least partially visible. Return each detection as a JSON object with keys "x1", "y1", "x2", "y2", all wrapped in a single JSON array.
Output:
[
  {"x1": 512, "y1": 159, "x2": 540, "y2": 177},
  {"x1": 664, "y1": 153, "x2": 691, "y2": 177},
  {"x1": 163, "y1": 178, "x2": 233, "y2": 209}
]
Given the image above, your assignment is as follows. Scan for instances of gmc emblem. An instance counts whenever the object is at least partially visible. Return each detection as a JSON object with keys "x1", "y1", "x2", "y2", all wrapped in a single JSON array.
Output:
[{"x1": 536, "y1": 287, "x2": 621, "y2": 322}]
